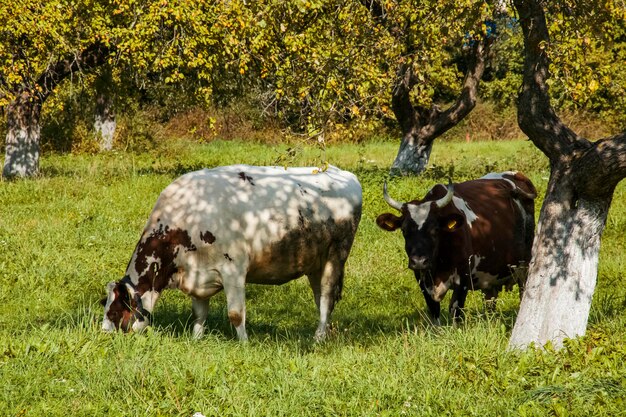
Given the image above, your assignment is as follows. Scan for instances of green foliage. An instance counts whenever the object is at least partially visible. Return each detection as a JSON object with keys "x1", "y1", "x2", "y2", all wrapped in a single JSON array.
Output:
[
  {"x1": 3, "y1": 0, "x2": 624, "y2": 151},
  {"x1": 236, "y1": 0, "x2": 493, "y2": 134},
  {"x1": 0, "y1": 0, "x2": 115, "y2": 102},
  {"x1": 543, "y1": 1, "x2": 626, "y2": 128},
  {"x1": 481, "y1": 16, "x2": 525, "y2": 107},
  {"x1": 1, "y1": 139, "x2": 625, "y2": 416}
]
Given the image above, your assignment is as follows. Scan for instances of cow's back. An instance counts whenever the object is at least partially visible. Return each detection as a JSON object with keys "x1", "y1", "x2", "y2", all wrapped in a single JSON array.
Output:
[
  {"x1": 141, "y1": 165, "x2": 362, "y2": 287},
  {"x1": 447, "y1": 174, "x2": 535, "y2": 273}
]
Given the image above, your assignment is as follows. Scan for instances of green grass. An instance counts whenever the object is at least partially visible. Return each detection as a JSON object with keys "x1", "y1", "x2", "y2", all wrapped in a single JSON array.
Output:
[{"x1": 1, "y1": 139, "x2": 625, "y2": 416}]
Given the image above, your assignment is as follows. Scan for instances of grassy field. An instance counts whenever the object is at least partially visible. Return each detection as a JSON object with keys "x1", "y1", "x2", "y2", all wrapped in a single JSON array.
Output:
[{"x1": 1, "y1": 138, "x2": 625, "y2": 416}]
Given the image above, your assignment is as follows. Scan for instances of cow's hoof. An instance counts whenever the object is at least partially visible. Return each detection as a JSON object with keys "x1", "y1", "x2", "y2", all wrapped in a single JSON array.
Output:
[{"x1": 314, "y1": 329, "x2": 327, "y2": 343}]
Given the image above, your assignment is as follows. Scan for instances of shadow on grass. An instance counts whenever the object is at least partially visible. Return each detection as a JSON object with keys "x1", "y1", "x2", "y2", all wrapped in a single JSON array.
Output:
[
  {"x1": 44, "y1": 292, "x2": 529, "y2": 352},
  {"x1": 45, "y1": 269, "x2": 626, "y2": 348}
]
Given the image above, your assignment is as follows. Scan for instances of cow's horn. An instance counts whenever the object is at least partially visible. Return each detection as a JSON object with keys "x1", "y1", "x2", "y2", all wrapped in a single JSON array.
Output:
[
  {"x1": 435, "y1": 181, "x2": 454, "y2": 208},
  {"x1": 383, "y1": 181, "x2": 403, "y2": 211}
]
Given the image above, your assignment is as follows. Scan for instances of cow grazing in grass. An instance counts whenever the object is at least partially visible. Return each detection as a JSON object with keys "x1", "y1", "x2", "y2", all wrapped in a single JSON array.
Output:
[
  {"x1": 376, "y1": 171, "x2": 536, "y2": 324},
  {"x1": 101, "y1": 165, "x2": 362, "y2": 341}
]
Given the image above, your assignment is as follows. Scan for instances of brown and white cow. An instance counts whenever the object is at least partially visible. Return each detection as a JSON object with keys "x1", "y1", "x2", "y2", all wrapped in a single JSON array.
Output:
[
  {"x1": 376, "y1": 171, "x2": 536, "y2": 324},
  {"x1": 101, "y1": 164, "x2": 362, "y2": 341}
]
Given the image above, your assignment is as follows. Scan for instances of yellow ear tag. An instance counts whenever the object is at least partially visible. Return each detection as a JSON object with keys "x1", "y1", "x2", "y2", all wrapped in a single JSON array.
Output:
[
  {"x1": 447, "y1": 219, "x2": 457, "y2": 230},
  {"x1": 385, "y1": 220, "x2": 396, "y2": 229}
]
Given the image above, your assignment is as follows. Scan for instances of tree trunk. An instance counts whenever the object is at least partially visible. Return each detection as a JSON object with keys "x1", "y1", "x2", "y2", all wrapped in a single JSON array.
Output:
[
  {"x1": 2, "y1": 91, "x2": 42, "y2": 178},
  {"x1": 387, "y1": 41, "x2": 488, "y2": 176},
  {"x1": 93, "y1": 69, "x2": 116, "y2": 151},
  {"x1": 509, "y1": 168, "x2": 611, "y2": 349},
  {"x1": 508, "y1": 0, "x2": 626, "y2": 350},
  {"x1": 94, "y1": 92, "x2": 116, "y2": 151},
  {"x1": 389, "y1": 134, "x2": 433, "y2": 176}
]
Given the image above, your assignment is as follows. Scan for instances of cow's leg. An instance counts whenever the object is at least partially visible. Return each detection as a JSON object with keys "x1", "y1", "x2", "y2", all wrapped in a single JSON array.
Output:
[
  {"x1": 419, "y1": 279, "x2": 441, "y2": 326},
  {"x1": 308, "y1": 256, "x2": 345, "y2": 342},
  {"x1": 191, "y1": 296, "x2": 209, "y2": 339},
  {"x1": 223, "y1": 280, "x2": 247, "y2": 341},
  {"x1": 131, "y1": 290, "x2": 160, "y2": 333},
  {"x1": 307, "y1": 271, "x2": 325, "y2": 340},
  {"x1": 482, "y1": 288, "x2": 498, "y2": 314},
  {"x1": 449, "y1": 288, "x2": 469, "y2": 325},
  {"x1": 511, "y1": 263, "x2": 528, "y2": 301}
]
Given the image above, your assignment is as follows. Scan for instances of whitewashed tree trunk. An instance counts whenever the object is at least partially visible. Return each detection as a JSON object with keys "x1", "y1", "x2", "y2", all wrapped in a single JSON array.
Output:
[
  {"x1": 389, "y1": 138, "x2": 433, "y2": 176},
  {"x1": 2, "y1": 42, "x2": 110, "y2": 179},
  {"x1": 94, "y1": 92, "x2": 116, "y2": 151},
  {"x1": 93, "y1": 68, "x2": 116, "y2": 151},
  {"x1": 509, "y1": 173, "x2": 611, "y2": 349},
  {"x1": 3, "y1": 92, "x2": 41, "y2": 178}
]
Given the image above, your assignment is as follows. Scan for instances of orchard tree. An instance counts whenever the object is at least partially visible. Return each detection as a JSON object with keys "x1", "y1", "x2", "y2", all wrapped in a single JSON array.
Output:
[
  {"x1": 0, "y1": 0, "x2": 113, "y2": 178},
  {"x1": 93, "y1": 66, "x2": 117, "y2": 151},
  {"x1": 0, "y1": 0, "x2": 255, "y2": 178},
  {"x1": 361, "y1": 0, "x2": 498, "y2": 175},
  {"x1": 508, "y1": 0, "x2": 626, "y2": 349},
  {"x1": 234, "y1": 1, "x2": 497, "y2": 170}
]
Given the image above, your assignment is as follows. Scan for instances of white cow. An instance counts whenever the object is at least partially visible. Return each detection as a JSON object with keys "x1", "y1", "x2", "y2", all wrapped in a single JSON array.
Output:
[{"x1": 101, "y1": 164, "x2": 362, "y2": 341}]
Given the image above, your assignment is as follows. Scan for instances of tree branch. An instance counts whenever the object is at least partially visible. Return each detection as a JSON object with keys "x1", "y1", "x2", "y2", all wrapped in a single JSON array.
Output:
[
  {"x1": 36, "y1": 42, "x2": 112, "y2": 101},
  {"x1": 390, "y1": 63, "x2": 419, "y2": 136},
  {"x1": 573, "y1": 133, "x2": 626, "y2": 198},
  {"x1": 513, "y1": 0, "x2": 591, "y2": 160},
  {"x1": 418, "y1": 38, "x2": 490, "y2": 140},
  {"x1": 359, "y1": 0, "x2": 403, "y2": 40},
  {"x1": 390, "y1": 35, "x2": 491, "y2": 143}
]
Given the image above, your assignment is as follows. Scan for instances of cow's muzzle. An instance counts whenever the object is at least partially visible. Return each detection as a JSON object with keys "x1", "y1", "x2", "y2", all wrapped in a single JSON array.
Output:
[{"x1": 408, "y1": 256, "x2": 431, "y2": 271}]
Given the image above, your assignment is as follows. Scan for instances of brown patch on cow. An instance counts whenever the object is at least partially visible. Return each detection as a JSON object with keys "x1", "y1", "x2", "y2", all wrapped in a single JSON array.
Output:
[
  {"x1": 133, "y1": 225, "x2": 197, "y2": 293},
  {"x1": 200, "y1": 231, "x2": 216, "y2": 244},
  {"x1": 223, "y1": 253, "x2": 233, "y2": 262},
  {"x1": 238, "y1": 172, "x2": 255, "y2": 185},
  {"x1": 105, "y1": 284, "x2": 134, "y2": 331},
  {"x1": 228, "y1": 310, "x2": 243, "y2": 327}
]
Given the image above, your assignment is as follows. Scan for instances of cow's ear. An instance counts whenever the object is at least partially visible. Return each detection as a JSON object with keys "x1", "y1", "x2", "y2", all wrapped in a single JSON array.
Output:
[
  {"x1": 441, "y1": 214, "x2": 464, "y2": 232},
  {"x1": 101, "y1": 282, "x2": 116, "y2": 306},
  {"x1": 376, "y1": 213, "x2": 402, "y2": 231}
]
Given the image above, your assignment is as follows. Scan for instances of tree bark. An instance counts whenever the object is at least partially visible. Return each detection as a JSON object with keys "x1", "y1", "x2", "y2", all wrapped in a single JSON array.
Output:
[
  {"x1": 509, "y1": 167, "x2": 612, "y2": 349},
  {"x1": 390, "y1": 136, "x2": 434, "y2": 175},
  {"x1": 93, "y1": 69, "x2": 116, "y2": 151},
  {"x1": 2, "y1": 90, "x2": 42, "y2": 178},
  {"x1": 509, "y1": 0, "x2": 626, "y2": 349}
]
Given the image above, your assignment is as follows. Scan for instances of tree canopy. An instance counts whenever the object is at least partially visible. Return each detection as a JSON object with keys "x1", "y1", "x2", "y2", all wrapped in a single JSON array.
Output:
[{"x1": 1, "y1": 1, "x2": 625, "y2": 170}]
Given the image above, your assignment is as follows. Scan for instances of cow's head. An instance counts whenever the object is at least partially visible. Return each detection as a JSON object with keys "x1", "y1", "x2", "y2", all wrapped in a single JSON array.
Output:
[
  {"x1": 101, "y1": 277, "x2": 151, "y2": 333},
  {"x1": 376, "y1": 182, "x2": 466, "y2": 300}
]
